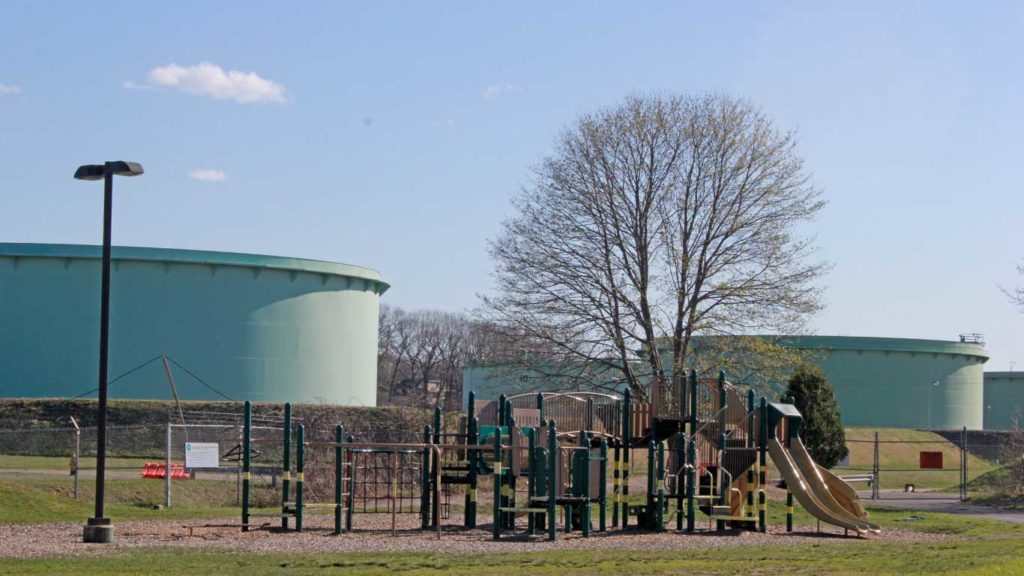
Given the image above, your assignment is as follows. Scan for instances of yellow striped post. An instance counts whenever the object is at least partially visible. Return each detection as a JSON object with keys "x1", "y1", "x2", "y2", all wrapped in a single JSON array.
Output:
[{"x1": 786, "y1": 491, "x2": 793, "y2": 532}]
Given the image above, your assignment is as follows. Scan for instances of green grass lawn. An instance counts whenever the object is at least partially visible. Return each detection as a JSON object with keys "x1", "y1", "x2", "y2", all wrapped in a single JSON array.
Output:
[
  {"x1": 0, "y1": 476, "x2": 278, "y2": 523},
  {"x1": 834, "y1": 427, "x2": 995, "y2": 491},
  {"x1": 0, "y1": 454, "x2": 155, "y2": 471}
]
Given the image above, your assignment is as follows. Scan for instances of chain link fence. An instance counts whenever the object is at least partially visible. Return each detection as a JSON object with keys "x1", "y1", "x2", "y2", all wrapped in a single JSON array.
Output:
[
  {"x1": 832, "y1": 428, "x2": 1010, "y2": 502},
  {"x1": 0, "y1": 405, "x2": 437, "y2": 511}
]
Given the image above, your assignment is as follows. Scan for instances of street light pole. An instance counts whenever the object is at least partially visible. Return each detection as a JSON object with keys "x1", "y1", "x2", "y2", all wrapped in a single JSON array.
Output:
[
  {"x1": 927, "y1": 380, "x2": 940, "y2": 430},
  {"x1": 75, "y1": 161, "x2": 143, "y2": 544}
]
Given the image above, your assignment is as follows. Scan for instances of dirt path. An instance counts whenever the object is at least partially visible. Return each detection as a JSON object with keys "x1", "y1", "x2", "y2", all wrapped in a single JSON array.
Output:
[{"x1": 0, "y1": 513, "x2": 949, "y2": 559}]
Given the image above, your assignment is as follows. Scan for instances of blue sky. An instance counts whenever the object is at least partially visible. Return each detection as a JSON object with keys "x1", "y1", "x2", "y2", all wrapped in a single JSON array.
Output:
[{"x1": 1, "y1": 2, "x2": 1022, "y2": 370}]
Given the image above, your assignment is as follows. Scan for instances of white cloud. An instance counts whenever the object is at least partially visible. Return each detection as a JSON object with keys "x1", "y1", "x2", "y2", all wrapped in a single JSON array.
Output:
[
  {"x1": 140, "y1": 62, "x2": 286, "y2": 103},
  {"x1": 189, "y1": 169, "x2": 227, "y2": 182},
  {"x1": 481, "y1": 83, "x2": 519, "y2": 99},
  {"x1": 0, "y1": 83, "x2": 22, "y2": 95}
]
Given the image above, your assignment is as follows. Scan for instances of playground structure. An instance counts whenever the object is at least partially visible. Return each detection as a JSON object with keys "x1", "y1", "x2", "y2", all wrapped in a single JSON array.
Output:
[{"x1": 239, "y1": 370, "x2": 880, "y2": 540}]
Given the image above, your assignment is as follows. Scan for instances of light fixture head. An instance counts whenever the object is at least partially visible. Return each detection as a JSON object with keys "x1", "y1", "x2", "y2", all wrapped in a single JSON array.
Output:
[
  {"x1": 74, "y1": 161, "x2": 144, "y2": 180},
  {"x1": 73, "y1": 164, "x2": 105, "y2": 181},
  {"x1": 106, "y1": 161, "x2": 144, "y2": 177}
]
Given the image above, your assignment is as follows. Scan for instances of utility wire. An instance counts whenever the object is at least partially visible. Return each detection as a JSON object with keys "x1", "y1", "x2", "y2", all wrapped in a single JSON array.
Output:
[
  {"x1": 166, "y1": 356, "x2": 237, "y2": 402},
  {"x1": 70, "y1": 355, "x2": 165, "y2": 400}
]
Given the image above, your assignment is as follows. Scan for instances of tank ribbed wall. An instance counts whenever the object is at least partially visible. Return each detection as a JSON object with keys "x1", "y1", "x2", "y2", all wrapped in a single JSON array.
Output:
[
  {"x1": 983, "y1": 372, "x2": 1024, "y2": 430},
  {"x1": 0, "y1": 243, "x2": 388, "y2": 405}
]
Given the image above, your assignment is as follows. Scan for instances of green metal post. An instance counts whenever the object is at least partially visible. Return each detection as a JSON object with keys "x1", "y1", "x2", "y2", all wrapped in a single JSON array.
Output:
[
  {"x1": 689, "y1": 370, "x2": 698, "y2": 441},
  {"x1": 334, "y1": 425, "x2": 343, "y2": 535},
  {"x1": 466, "y1": 391, "x2": 477, "y2": 527},
  {"x1": 621, "y1": 388, "x2": 632, "y2": 528},
  {"x1": 432, "y1": 407, "x2": 441, "y2": 529},
  {"x1": 536, "y1": 392, "x2": 545, "y2": 423},
  {"x1": 646, "y1": 439, "x2": 655, "y2": 529},
  {"x1": 716, "y1": 371, "x2": 727, "y2": 531},
  {"x1": 656, "y1": 440, "x2": 665, "y2": 531},
  {"x1": 241, "y1": 400, "x2": 251, "y2": 532},
  {"x1": 295, "y1": 424, "x2": 305, "y2": 532},
  {"x1": 346, "y1": 434, "x2": 355, "y2": 532},
  {"x1": 759, "y1": 397, "x2": 768, "y2": 533},
  {"x1": 580, "y1": 430, "x2": 591, "y2": 537},
  {"x1": 786, "y1": 490, "x2": 793, "y2": 532},
  {"x1": 747, "y1": 390, "x2": 755, "y2": 518},
  {"x1": 687, "y1": 370, "x2": 697, "y2": 533},
  {"x1": 527, "y1": 428, "x2": 537, "y2": 535},
  {"x1": 421, "y1": 425, "x2": 431, "y2": 529},
  {"x1": 505, "y1": 414, "x2": 516, "y2": 530},
  {"x1": 282, "y1": 402, "x2": 292, "y2": 529},
  {"x1": 469, "y1": 416, "x2": 480, "y2": 527},
  {"x1": 599, "y1": 438, "x2": 607, "y2": 532},
  {"x1": 492, "y1": 425, "x2": 503, "y2": 540},
  {"x1": 498, "y1": 394, "x2": 507, "y2": 427},
  {"x1": 676, "y1": 433, "x2": 684, "y2": 531},
  {"x1": 717, "y1": 431, "x2": 727, "y2": 531},
  {"x1": 612, "y1": 442, "x2": 620, "y2": 529},
  {"x1": 547, "y1": 420, "x2": 557, "y2": 541},
  {"x1": 686, "y1": 437, "x2": 696, "y2": 532}
]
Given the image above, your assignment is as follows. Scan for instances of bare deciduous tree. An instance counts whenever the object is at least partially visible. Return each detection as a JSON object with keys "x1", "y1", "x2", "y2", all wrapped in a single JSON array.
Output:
[
  {"x1": 483, "y1": 94, "x2": 827, "y2": 403},
  {"x1": 377, "y1": 306, "x2": 520, "y2": 408},
  {"x1": 1004, "y1": 263, "x2": 1024, "y2": 311}
]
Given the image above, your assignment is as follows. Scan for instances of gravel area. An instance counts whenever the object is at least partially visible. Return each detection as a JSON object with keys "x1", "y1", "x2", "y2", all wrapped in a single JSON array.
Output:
[{"x1": 0, "y1": 513, "x2": 952, "y2": 559}]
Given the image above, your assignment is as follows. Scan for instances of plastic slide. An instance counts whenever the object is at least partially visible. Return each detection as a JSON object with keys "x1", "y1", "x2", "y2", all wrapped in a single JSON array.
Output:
[
  {"x1": 787, "y1": 437, "x2": 880, "y2": 532},
  {"x1": 767, "y1": 440, "x2": 870, "y2": 535},
  {"x1": 817, "y1": 463, "x2": 869, "y2": 520}
]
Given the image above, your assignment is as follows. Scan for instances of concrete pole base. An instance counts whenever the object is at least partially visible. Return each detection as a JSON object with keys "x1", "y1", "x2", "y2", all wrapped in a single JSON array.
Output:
[{"x1": 83, "y1": 517, "x2": 113, "y2": 543}]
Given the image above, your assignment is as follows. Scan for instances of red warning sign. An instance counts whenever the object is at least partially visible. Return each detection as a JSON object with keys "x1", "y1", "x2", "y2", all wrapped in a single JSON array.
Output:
[{"x1": 920, "y1": 451, "x2": 944, "y2": 469}]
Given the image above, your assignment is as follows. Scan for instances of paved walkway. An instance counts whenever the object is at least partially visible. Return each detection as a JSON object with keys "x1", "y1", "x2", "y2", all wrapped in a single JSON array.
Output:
[{"x1": 859, "y1": 490, "x2": 1024, "y2": 523}]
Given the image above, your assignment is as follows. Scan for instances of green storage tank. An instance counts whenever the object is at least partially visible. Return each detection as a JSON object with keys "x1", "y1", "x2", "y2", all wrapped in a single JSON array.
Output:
[
  {"x1": 0, "y1": 243, "x2": 388, "y2": 405},
  {"x1": 983, "y1": 372, "x2": 1024, "y2": 430},
  {"x1": 776, "y1": 336, "x2": 988, "y2": 430}
]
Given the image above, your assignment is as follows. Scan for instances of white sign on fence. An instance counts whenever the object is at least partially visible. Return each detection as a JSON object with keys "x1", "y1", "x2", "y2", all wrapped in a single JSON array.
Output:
[{"x1": 184, "y1": 442, "x2": 220, "y2": 468}]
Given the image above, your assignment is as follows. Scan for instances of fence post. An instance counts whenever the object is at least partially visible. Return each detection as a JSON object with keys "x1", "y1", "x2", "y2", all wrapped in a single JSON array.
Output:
[
  {"x1": 70, "y1": 417, "x2": 81, "y2": 500},
  {"x1": 295, "y1": 424, "x2": 305, "y2": 532},
  {"x1": 961, "y1": 426, "x2": 968, "y2": 501},
  {"x1": 873, "y1": 431, "x2": 880, "y2": 500},
  {"x1": 346, "y1": 434, "x2": 355, "y2": 532},
  {"x1": 241, "y1": 401, "x2": 251, "y2": 532},
  {"x1": 335, "y1": 425, "x2": 344, "y2": 535},
  {"x1": 432, "y1": 406, "x2": 442, "y2": 528},
  {"x1": 165, "y1": 420, "x2": 172, "y2": 508},
  {"x1": 282, "y1": 403, "x2": 292, "y2": 529}
]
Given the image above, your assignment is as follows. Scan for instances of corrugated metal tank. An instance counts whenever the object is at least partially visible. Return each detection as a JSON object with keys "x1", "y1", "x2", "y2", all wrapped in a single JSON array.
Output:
[
  {"x1": 778, "y1": 336, "x2": 987, "y2": 430},
  {"x1": 0, "y1": 243, "x2": 388, "y2": 405},
  {"x1": 983, "y1": 372, "x2": 1024, "y2": 430}
]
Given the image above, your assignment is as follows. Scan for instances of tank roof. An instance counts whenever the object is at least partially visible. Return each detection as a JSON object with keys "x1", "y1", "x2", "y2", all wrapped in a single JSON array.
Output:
[
  {"x1": 689, "y1": 334, "x2": 988, "y2": 361},
  {"x1": 772, "y1": 335, "x2": 988, "y2": 360},
  {"x1": 0, "y1": 243, "x2": 389, "y2": 293},
  {"x1": 984, "y1": 372, "x2": 1024, "y2": 380}
]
